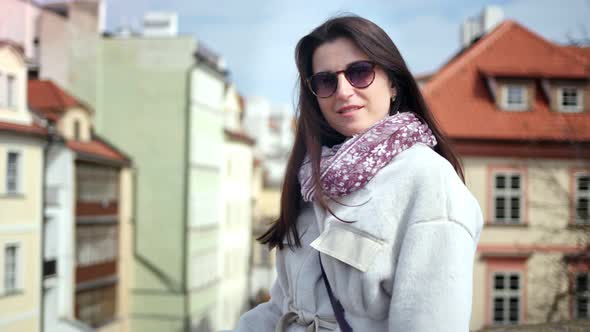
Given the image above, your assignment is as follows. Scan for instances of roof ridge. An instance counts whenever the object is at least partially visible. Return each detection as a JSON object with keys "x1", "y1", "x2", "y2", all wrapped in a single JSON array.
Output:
[
  {"x1": 511, "y1": 21, "x2": 589, "y2": 66},
  {"x1": 424, "y1": 20, "x2": 514, "y2": 95},
  {"x1": 424, "y1": 20, "x2": 589, "y2": 96}
]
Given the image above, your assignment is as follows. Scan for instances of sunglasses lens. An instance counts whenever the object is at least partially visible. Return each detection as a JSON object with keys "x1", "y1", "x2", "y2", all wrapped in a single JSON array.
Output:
[
  {"x1": 310, "y1": 72, "x2": 337, "y2": 98},
  {"x1": 346, "y1": 62, "x2": 375, "y2": 88}
]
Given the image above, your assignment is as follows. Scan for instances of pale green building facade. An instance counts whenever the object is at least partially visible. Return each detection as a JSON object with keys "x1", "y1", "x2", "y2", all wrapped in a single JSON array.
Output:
[{"x1": 74, "y1": 36, "x2": 226, "y2": 332}]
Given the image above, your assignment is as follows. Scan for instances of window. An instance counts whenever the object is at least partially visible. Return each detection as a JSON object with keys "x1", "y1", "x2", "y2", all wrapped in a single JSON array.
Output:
[
  {"x1": 6, "y1": 151, "x2": 21, "y2": 194},
  {"x1": 76, "y1": 285, "x2": 116, "y2": 327},
  {"x1": 575, "y1": 174, "x2": 590, "y2": 224},
  {"x1": 492, "y1": 272, "x2": 521, "y2": 325},
  {"x1": 559, "y1": 87, "x2": 583, "y2": 113},
  {"x1": 44, "y1": 217, "x2": 58, "y2": 278},
  {"x1": 76, "y1": 225, "x2": 118, "y2": 266},
  {"x1": 575, "y1": 273, "x2": 590, "y2": 319},
  {"x1": 74, "y1": 120, "x2": 81, "y2": 141},
  {"x1": 0, "y1": 72, "x2": 4, "y2": 106},
  {"x1": 503, "y1": 85, "x2": 527, "y2": 110},
  {"x1": 4, "y1": 244, "x2": 19, "y2": 293},
  {"x1": 76, "y1": 164, "x2": 118, "y2": 202},
  {"x1": 6, "y1": 74, "x2": 16, "y2": 108},
  {"x1": 43, "y1": 259, "x2": 57, "y2": 278},
  {"x1": 493, "y1": 173, "x2": 523, "y2": 223}
]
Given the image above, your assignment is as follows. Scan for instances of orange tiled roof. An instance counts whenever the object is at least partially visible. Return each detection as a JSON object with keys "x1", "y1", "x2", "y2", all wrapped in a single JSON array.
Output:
[
  {"x1": 224, "y1": 128, "x2": 255, "y2": 146},
  {"x1": 66, "y1": 138, "x2": 129, "y2": 164},
  {"x1": 0, "y1": 120, "x2": 48, "y2": 137},
  {"x1": 0, "y1": 40, "x2": 25, "y2": 55},
  {"x1": 28, "y1": 80, "x2": 87, "y2": 121},
  {"x1": 561, "y1": 45, "x2": 590, "y2": 63},
  {"x1": 423, "y1": 20, "x2": 590, "y2": 142}
]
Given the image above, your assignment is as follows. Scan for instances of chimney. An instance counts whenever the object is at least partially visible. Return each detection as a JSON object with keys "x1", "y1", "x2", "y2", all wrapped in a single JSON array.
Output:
[
  {"x1": 143, "y1": 12, "x2": 178, "y2": 37},
  {"x1": 460, "y1": 6, "x2": 504, "y2": 48}
]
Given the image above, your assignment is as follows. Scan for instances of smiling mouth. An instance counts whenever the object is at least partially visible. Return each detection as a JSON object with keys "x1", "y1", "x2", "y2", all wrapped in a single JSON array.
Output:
[{"x1": 338, "y1": 106, "x2": 363, "y2": 114}]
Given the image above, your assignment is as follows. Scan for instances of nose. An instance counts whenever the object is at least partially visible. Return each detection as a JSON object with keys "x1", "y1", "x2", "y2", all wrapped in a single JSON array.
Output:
[{"x1": 334, "y1": 72, "x2": 354, "y2": 99}]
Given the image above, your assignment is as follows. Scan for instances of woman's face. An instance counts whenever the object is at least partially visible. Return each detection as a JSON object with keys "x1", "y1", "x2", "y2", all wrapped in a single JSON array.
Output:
[{"x1": 311, "y1": 37, "x2": 396, "y2": 137}]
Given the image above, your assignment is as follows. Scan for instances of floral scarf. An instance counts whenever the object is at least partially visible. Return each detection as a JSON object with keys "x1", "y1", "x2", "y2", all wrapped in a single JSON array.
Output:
[{"x1": 298, "y1": 111, "x2": 437, "y2": 202}]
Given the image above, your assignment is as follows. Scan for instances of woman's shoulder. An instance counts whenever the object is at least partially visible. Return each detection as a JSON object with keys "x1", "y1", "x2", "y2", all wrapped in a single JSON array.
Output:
[
  {"x1": 371, "y1": 143, "x2": 483, "y2": 240},
  {"x1": 377, "y1": 143, "x2": 459, "y2": 187}
]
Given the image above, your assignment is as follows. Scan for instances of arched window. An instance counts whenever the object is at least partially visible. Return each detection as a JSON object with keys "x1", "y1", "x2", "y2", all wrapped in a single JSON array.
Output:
[{"x1": 74, "y1": 120, "x2": 81, "y2": 141}]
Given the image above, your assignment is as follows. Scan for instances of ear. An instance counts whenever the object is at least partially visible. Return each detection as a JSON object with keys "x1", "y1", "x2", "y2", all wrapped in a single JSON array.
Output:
[{"x1": 390, "y1": 86, "x2": 397, "y2": 99}]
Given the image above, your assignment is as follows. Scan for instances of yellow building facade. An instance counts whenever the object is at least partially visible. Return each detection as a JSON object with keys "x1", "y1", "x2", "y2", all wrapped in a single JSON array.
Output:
[{"x1": 0, "y1": 42, "x2": 45, "y2": 332}]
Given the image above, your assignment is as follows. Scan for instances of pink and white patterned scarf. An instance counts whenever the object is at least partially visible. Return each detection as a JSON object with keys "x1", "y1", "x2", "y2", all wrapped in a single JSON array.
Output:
[{"x1": 298, "y1": 112, "x2": 437, "y2": 202}]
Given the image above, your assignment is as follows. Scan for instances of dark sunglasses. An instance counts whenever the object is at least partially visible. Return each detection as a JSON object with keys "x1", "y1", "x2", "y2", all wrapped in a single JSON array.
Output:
[{"x1": 306, "y1": 60, "x2": 376, "y2": 98}]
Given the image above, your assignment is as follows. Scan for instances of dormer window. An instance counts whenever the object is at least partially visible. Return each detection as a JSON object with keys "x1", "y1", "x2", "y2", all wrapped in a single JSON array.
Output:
[
  {"x1": 502, "y1": 84, "x2": 527, "y2": 111},
  {"x1": 558, "y1": 87, "x2": 583, "y2": 113},
  {"x1": 0, "y1": 72, "x2": 4, "y2": 107},
  {"x1": 74, "y1": 120, "x2": 81, "y2": 141},
  {"x1": 6, "y1": 74, "x2": 16, "y2": 108}
]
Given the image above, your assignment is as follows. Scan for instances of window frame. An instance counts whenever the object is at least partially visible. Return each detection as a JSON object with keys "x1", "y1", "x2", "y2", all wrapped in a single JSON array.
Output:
[
  {"x1": 502, "y1": 84, "x2": 528, "y2": 111},
  {"x1": 75, "y1": 164, "x2": 119, "y2": 203},
  {"x1": 5, "y1": 149, "x2": 23, "y2": 195},
  {"x1": 574, "y1": 271, "x2": 590, "y2": 319},
  {"x1": 76, "y1": 224, "x2": 118, "y2": 267},
  {"x1": 557, "y1": 86, "x2": 583, "y2": 113},
  {"x1": 6, "y1": 73, "x2": 16, "y2": 109},
  {"x1": 76, "y1": 284, "x2": 117, "y2": 327},
  {"x1": 3, "y1": 242, "x2": 21, "y2": 294},
  {"x1": 491, "y1": 271, "x2": 523, "y2": 325},
  {"x1": 74, "y1": 120, "x2": 81, "y2": 141},
  {"x1": 492, "y1": 171, "x2": 524, "y2": 224},
  {"x1": 0, "y1": 71, "x2": 5, "y2": 107},
  {"x1": 574, "y1": 172, "x2": 590, "y2": 225}
]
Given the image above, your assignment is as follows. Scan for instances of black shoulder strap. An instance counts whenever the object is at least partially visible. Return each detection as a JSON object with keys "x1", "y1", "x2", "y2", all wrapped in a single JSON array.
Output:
[{"x1": 319, "y1": 252, "x2": 353, "y2": 332}]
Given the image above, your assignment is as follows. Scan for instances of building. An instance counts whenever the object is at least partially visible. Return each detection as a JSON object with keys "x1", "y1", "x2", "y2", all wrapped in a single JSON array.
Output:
[
  {"x1": 3, "y1": 2, "x2": 250, "y2": 329},
  {"x1": 242, "y1": 97, "x2": 294, "y2": 305},
  {"x1": 28, "y1": 79, "x2": 133, "y2": 332},
  {"x1": 0, "y1": 39, "x2": 46, "y2": 332},
  {"x1": 0, "y1": 0, "x2": 105, "y2": 104},
  {"x1": 67, "y1": 25, "x2": 233, "y2": 330},
  {"x1": 421, "y1": 17, "x2": 590, "y2": 330},
  {"x1": 219, "y1": 84, "x2": 255, "y2": 329},
  {"x1": 142, "y1": 12, "x2": 178, "y2": 38}
]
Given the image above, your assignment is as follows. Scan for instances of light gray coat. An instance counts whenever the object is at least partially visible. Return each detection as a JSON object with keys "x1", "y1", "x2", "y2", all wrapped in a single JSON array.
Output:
[{"x1": 233, "y1": 143, "x2": 484, "y2": 332}]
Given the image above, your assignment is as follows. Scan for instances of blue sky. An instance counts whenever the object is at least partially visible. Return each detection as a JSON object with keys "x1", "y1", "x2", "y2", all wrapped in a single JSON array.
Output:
[{"x1": 101, "y1": 0, "x2": 590, "y2": 107}]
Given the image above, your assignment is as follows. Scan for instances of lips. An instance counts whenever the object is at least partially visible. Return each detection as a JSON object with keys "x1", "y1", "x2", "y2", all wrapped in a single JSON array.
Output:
[{"x1": 337, "y1": 105, "x2": 363, "y2": 114}]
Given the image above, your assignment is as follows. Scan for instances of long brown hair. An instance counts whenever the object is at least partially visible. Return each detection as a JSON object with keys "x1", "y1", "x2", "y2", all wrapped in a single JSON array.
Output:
[{"x1": 258, "y1": 15, "x2": 463, "y2": 250}]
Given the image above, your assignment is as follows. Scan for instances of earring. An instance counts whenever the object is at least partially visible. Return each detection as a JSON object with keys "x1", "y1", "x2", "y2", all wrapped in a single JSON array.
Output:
[{"x1": 391, "y1": 95, "x2": 396, "y2": 102}]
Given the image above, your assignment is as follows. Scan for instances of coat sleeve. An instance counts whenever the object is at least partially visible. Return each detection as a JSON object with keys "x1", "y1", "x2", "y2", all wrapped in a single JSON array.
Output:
[
  {"x1": 387, "y1": 219, "x2": 478, "y2": 332},
  {"x1": 231, "y1": 250, "x2": 286, "y2": 332}
]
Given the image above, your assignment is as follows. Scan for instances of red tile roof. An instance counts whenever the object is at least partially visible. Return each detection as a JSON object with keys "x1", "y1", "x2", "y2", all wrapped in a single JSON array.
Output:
[
  {"x1": 561, "y1": 46, "x2": 590, "y2": 63},
  {"x1": 423, "y1": 20, "x2": 590, "y2": 142},
  {"x1": 0, "y1": 40, "x2": 25, "y2": 55},
  {"x1": 27, "y1": 80, "x2": 89, "y2": 121},
  {"x1": 0, "y1": 120, "x2": 48, "y2": 137},
  {"x1": 224, "y1": 128, "x2": 255, "y2": 146},
  {"x1": 66, "y1": 137, "x2": 130, "y2": 165}
]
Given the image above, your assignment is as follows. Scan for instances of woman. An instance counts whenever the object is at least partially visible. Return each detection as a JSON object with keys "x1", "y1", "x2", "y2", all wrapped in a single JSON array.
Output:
[{"x1": 234, "y1": 15, "x2": 483, "y2": 332}]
